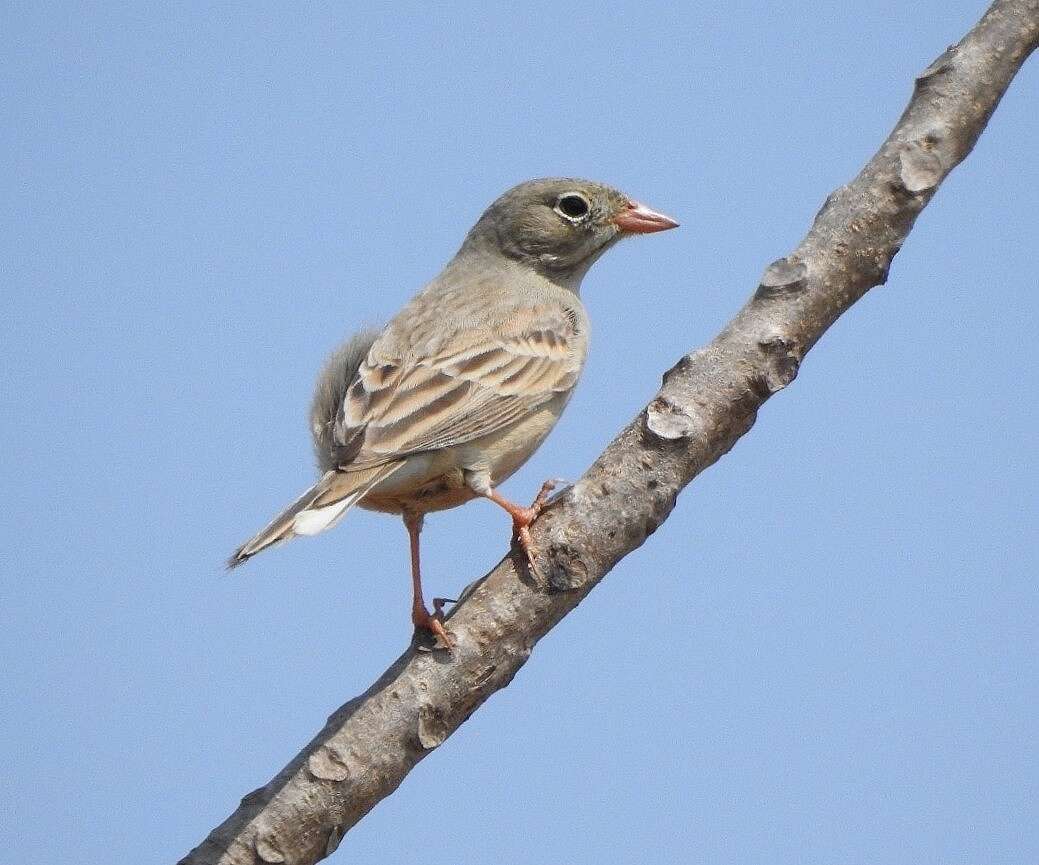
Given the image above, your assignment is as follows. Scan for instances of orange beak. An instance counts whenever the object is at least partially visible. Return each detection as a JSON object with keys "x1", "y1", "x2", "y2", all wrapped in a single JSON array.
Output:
[{"x1": 612, "y1": 200, "x2": 680, "y2": 234}]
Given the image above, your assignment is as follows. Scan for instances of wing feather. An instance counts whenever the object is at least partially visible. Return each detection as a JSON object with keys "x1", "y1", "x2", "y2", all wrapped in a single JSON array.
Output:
[{"x1": 333, "y1": 301, "x2": 584, "y2": 465}]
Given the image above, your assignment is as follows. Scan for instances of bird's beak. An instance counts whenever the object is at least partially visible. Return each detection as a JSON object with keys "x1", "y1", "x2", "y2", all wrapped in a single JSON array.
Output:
[{"x1": 612, "y1": 200, "x2": 680, "y2": 234}]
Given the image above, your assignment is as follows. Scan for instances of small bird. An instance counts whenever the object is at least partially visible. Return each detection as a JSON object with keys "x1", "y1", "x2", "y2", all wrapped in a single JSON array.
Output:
[{"x1": 229, "y1": 178, "x2": 678, "y2": 647}]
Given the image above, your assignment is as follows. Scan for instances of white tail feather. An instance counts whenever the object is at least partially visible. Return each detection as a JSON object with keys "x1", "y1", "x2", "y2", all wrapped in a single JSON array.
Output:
[
  {"x1": 227, "y1": 461, "x2": 403, "y2": 568},
  {"x1": 293, "y1": 498, "x2": 352, "y2": 535}
]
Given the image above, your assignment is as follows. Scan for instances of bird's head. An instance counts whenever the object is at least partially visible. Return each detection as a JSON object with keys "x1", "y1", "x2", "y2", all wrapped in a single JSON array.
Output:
[{"x1": 459, "y1": 178, "x2": 678, "y2": 286}]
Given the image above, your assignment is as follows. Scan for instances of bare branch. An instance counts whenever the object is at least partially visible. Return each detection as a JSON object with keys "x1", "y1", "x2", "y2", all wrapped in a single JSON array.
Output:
[{"x1": 179, "y1": 2, "x2": 1039, "y2": 863}]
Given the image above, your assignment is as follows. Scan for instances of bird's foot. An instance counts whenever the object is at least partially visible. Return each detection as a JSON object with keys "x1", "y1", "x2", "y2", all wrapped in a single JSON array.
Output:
[
  {"x1": 412, "y1": 602, "x2": 453, "y2": 650},
  {"x1": 508, "y1": 479, "x2": 559, "y2": 579}
]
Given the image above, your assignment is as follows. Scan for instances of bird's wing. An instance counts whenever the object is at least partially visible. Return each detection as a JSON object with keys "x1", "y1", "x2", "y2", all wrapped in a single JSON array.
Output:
[{"x1": 333, "y1": 302, "x2": 584, "y2": 464}]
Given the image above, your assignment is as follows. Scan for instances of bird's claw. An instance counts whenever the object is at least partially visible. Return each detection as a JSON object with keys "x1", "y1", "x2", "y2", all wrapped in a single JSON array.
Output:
[
  {"x1": 508, "y1": 481, "x2": 560, "y2": 581},
  {"x1": 432, "y1": 597, "x2": 457, "y2": 615},
  {"x1": 412, "y1": 603, "x2": 454, "y2": 651},
  {"x1": 530, "y1": 479, "x2": 559, "y2": 511},
  {"x1": 507, "y1": 479, "x2": 558, "y2": 540},
  {"x1": 544, "y1": 478, "x2": 573, "y2": 503},
  {"x1": 512, "y1": 523, "x2": 545, "y2": 582}
]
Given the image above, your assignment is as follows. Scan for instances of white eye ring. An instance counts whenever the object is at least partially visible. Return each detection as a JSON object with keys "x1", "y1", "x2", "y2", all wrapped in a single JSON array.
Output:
[{"x1": 554, "y1": 193, "x2": 591, "y2": 221}]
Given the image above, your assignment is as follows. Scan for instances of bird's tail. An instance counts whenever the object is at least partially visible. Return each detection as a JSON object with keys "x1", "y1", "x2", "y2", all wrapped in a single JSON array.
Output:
[{"x1": 227, "y1": 461, "x2": 404, "y2": 569}]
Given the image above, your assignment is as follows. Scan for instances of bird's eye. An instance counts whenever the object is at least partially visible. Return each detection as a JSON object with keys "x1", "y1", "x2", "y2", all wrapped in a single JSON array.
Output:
[{"x1": 555, "y1": 193, "x2": 590, "y2": 220}]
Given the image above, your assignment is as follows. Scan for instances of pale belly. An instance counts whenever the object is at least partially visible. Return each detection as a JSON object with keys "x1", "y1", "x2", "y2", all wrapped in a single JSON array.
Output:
[{"x1": 358, "y1": 394, "x2": 570, "y2": 515}]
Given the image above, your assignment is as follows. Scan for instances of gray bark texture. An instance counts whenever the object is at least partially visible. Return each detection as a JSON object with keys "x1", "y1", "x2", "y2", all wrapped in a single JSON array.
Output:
[{"x1": 179, "y1": 2, "x2": 1039, "y2": 863}]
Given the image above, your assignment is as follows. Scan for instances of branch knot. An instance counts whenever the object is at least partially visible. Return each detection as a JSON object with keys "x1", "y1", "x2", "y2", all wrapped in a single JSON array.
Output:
[
  {"x1": 757, "y1": 337, "x2": 801, "y2": 394},
  {"x1": 645, "y1": 397, "x2": 699, "y2": 441},
  {"x1": 899, "y1": 140, "x2": 945, "y2": 193},
  {"x1": 757, "y1": 257, "x2": 808, "y2": 298}
]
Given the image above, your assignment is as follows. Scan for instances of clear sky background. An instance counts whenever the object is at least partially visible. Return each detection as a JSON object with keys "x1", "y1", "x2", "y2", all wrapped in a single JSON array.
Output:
[{"x1": 2, "y1": 2, "x2": 1036, "y2": 863}]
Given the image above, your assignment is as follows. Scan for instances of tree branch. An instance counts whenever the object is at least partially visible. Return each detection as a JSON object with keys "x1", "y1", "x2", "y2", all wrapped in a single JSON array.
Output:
[{"x1": 180, "y1": 2, "x2": 1039, "y2": 862}]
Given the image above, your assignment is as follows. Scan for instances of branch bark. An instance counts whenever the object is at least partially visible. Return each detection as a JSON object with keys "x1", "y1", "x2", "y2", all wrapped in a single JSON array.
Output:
[{"x1": 180, "y1": 3, "x2": 1038, "y2": 862}]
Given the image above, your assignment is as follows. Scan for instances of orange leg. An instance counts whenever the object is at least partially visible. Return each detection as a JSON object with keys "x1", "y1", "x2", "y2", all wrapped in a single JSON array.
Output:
[
  {"x1": 403, "y1": 512, "x2": 453, "y2": 650},
  {"x1": 483, "y1": 479, "x2": 557, "y2": 577}
]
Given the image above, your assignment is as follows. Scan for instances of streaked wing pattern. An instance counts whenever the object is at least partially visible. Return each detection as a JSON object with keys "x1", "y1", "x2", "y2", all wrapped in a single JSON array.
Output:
[{"x1": 333, "y1": 303, "x2": 582, "y2": 465}]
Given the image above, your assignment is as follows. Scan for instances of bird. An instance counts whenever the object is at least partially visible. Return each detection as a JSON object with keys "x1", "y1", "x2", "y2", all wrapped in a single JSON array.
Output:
[{"x1": 228, "y1": 178, "x2": 678, "y2": 648}]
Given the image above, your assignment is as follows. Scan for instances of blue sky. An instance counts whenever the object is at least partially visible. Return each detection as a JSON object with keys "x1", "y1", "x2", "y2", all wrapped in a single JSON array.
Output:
[{"x1": 2, "y1": 2, "x2": 1036, "y2": 863}]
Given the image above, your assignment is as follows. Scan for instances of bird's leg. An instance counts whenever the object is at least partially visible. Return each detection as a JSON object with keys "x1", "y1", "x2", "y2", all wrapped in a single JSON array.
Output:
[
  {"x1": 403, "y1": 512, "x2": 452, "y2": 650},
  {"x1": 483, "y1": 479, "x2": 557, "y2": 578}
]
